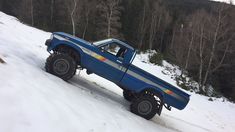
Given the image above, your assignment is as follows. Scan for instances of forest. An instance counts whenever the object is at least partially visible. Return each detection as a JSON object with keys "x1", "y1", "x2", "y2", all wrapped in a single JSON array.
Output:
[{"x1": 0, "y1": 0, "x2": 235, "y2": 101}]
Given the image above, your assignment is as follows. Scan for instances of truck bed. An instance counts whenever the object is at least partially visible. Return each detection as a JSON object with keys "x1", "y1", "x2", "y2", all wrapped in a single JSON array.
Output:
[{"x1": 120, "y1": 64, "x2": 190, "y2": 110}]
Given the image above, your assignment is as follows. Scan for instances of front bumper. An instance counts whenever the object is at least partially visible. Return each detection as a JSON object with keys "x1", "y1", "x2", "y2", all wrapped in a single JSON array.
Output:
[{"x1": 45, "y1": 39, "x2": 52, "y2": 46}]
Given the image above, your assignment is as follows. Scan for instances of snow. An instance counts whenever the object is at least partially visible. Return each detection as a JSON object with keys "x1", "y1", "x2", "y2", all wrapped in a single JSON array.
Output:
[
  {"x1": 211, "y1": 0, "x2": 235, "y2": 4},
  {"x1": 0, "y1": 12, "x2": 235, "y2": 132}
]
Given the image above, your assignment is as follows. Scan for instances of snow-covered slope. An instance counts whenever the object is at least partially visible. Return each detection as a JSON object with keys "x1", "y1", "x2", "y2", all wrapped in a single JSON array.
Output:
[
  {"x1": 0, "y1": 12, "x2": 235, "y2": 132},
  {"x1": 211, "y1": 0, "x2": 235, "y2": 4}
]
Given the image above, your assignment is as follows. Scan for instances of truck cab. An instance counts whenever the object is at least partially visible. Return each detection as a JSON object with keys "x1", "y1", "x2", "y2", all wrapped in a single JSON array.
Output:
[{"x1": 85, "y1": 39, "x2": 136, "y2": 84}]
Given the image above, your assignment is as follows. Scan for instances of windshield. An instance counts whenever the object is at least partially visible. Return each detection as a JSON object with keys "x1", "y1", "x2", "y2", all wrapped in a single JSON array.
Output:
[{"x1": 93, "y1": 39, "x2": 112, "y2": 46}]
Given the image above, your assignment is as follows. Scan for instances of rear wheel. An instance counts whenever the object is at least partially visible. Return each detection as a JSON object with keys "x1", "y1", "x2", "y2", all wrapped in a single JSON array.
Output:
[
  {"x1": 45, "y1": 53, "x2": 76, "y2": 81},
  {"x1": 130, "y1": 94, "x2": 159, "y2": 120}
]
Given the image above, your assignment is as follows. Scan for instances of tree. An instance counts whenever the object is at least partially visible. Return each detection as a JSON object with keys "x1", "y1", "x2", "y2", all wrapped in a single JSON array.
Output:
[
  {"x1": 81, "y1": 0, "x2": 96, "y2": 39},
  {"x1": 148, "y1": 0, "x2": 171, "y2": 50},
  {"x1": 201, "y1": 3, "x2": 234, "y2": 94},
  {"x1": 175, "y1": 3, "x2": 235, "y2": 95},
  {"x1": 96, "y1": 0, "x2": 123, "y2": 39},
  {"x1": 148, "y1": 1, "x2": 160, "y2": 50},
  {"x1": 66, "y1": 0, "x2": 79, "y2": 36},
  {"x1": 137, "y1": 0, "x2": 149, "y2": 50},
  {"x1": 30, "y1": 0, "x2": 34, "y2": 26},
  {"x1": 170, "y1": 23, "x2": 188, "y2": 69}
]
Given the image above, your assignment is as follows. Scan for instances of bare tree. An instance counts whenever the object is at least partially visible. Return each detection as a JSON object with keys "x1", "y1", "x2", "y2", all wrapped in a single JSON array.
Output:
[
  {"x1": 71, "y1": 0, "x2": 77, "y2": 36},
  {"x1": 137, "y1": 0, "x2": 149, "y2": 50},
  {"x1": 198, "y1": 19, "x2": 206, "y2": 92},
  {"x1": 97, "y1": 0, "x2": 123, "y2": 39},
  {"x1": 16, "y1": 0, "x2": 34, "y2": 25},
  {"x1": 170, "y1": 23, "x2": 188, "y2": 68},
  {"x1": 170, "y1": 27, "x2": 176, "y2": 50},
  {"x1": 184, "y1": 27, "x2": 194, "y2": 70},
  {"x1": 66, "y1": 0, "x2": 81, "y2": 36},
  {"x1": 148, "y1": 0, "x2": 171, "y2": 50},
  {"x1": 82, "y1": 5, "x2": 90, "y2": 39},
  {"x1": 159, "y1": 11, "x2": 171, "y2": 51},
  {"x1": 186, "y1": 9, "x2": 216, "y2": 93},
  {"x1": 184, "y1": 4, "x2": 234, "y2": 94},
  {"x1": 170, "y1": 9, "x2": 208, "y2": 92},
  {"x1": 202, "y1": 3, "x2": 234, "y2": 93},
  {"x1": 30, "y1": 0, "x2": 34, "y2": 26},
  {"x1": 82, "y1": 0, "x2": 96, "y2": 39},
  {"x1": 149, "y1": 2, "x2": 161, "y2": 50}
]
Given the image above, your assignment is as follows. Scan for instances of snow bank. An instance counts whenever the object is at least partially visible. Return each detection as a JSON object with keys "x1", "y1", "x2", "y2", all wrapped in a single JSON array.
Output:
[
  {"x1": 211, "y1": 0, "x2": 235, "y2": 4},
  {"x1": 0, "y1": 12, "x2": 235, "y2": 132}
]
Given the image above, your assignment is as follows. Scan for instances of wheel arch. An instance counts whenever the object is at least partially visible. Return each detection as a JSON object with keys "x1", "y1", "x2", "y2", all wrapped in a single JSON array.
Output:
[
  {"x1": 139, "y1": 87, "x2": 165, "y2": 102},
  {"x1": 52, "y1": 43, "x2": 84, "y2": 65}
]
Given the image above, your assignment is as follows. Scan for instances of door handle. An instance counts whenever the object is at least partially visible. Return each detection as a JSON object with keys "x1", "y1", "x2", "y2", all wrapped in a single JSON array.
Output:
[{"x1": 116, "y1": 60, "x2": 122, "y2": 64}]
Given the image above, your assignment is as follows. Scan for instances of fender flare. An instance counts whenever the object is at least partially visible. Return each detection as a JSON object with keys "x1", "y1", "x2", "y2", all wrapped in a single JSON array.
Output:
[
  {"x1": 48, "y1": 41, "x2": 85, "y2": 64},
  {"x1": 139, "y1": 87, "x2": 165, "y2": 102}
]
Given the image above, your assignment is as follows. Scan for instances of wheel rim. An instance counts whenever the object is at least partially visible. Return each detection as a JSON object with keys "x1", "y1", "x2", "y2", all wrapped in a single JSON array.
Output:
[
  {"x1": 138, "y1": 100, "x2": 153, "y2": 115},
  {"x1": 53, "y1": 59, "x2": 70, "y2": 75}
]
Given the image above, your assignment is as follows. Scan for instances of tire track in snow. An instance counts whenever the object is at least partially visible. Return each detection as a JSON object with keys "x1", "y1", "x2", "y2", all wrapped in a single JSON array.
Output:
[
  {"x1": 152, "y1": 114, "x2": 211, "y2": 132},
  {"x1": 69, "y1": 75, "x2": 130, "y2": 109}
]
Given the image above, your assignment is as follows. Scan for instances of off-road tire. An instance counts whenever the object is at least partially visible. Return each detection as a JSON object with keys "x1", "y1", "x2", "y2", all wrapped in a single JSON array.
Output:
[
  {"x1": 45, "y1": 53, "x2": 76, "y2": 81},
  {"x1": 130, "y1": 95, "x2": 158, "y2": 120},
  {"x1": 123, "y1": 90, "x2": 135, "y2": 101}
]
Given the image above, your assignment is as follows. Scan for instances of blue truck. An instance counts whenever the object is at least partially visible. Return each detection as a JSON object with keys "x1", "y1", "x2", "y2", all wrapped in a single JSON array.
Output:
[{"x1": 45, "y1": 32, "x2": 190, "y2": 120}]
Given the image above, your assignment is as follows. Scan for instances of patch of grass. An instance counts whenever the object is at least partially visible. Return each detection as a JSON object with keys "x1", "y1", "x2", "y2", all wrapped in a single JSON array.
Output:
[
  {"x1": 176, "y1": 76, "x2": 190, "y2": 91},
  {"x1": 149, "y1": 52, "x2": 164, "y2": 66},
  {"x1": 176, "y1": 75, "x2": 199, "y2": 91},
  {"x1": 208, "y1": 97, "x2": 213, "y2": 101}
]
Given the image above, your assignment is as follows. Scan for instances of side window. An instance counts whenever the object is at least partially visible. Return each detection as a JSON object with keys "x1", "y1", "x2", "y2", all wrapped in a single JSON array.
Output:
[{"x1": 101, "y1": 43, "x2": 127, "y2": 59}]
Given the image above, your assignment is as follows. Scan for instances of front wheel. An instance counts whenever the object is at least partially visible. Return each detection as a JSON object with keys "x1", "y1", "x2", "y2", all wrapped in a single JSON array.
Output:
[
  {"x1": 130, "y1": 95, "x2": 158, "y2": 120},
  {"x1": 45, "y1": 53, "x2": 77, "y2": 81}
]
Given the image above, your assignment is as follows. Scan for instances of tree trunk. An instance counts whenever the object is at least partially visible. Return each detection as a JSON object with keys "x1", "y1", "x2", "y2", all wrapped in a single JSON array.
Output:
[
  {"x1": 71, "y1": 0, "x2": 77, "y2": 36},
  {"x1": 202, "y1": 7, "x2": 222, "y2": 90},
  {"x1": 107, "y1": 11, "x2": 112, "y2": 38},
  {"x1": 170, "y1": 29, "x2": 175, "y2": 50},
  {"x1": 138, "y1": 4, "x2": 146, "y2": 50},
  {"x1": 82, "y1": 9, "x2": 90, "y2": 39},
  {"x1": 184, "y1": 31, "x2": 194, "y2": 70},
  {"x1": 160, "y1": 30, "x2": 165, "y2": 52},
  {"x1": 198, "y1": 26, "x2": 205, "y2": 93},
  {"x1": 107, "y1": 2, "x2": 115, "y2": 38},
  {"x1": 31, "y1": 0, "x2": 34, "y2": 26},
  {"x1": 149, "y1": 12, "x2": 161, "y2": 50},
  {"x1": 149, "y1": 13, "x2": 156, "y2": 49},
  {"x1": 211, "y1": 38, "x2": 231, "y2": 73},
  {"x1": 50, "y1": 0, "x2": 54, "y2": 24}
]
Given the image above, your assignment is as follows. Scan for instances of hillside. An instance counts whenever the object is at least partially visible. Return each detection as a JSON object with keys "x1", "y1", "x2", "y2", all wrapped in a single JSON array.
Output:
[{"x1": 0, "y1": 12, "x2": 235, "y2": 132}]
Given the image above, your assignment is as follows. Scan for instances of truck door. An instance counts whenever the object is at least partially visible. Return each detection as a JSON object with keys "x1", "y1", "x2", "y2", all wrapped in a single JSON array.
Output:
[{"x1": 88, "y1": 42, "x2": 127, "y2": 83}]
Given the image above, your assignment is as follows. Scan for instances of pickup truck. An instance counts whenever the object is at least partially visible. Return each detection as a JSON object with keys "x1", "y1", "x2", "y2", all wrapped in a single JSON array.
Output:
[{"x1": 45, "y1": 32, "x2": 190, "y2": 120}]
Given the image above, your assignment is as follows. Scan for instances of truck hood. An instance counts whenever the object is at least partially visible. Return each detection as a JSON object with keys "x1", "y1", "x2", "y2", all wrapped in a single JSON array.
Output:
[{"x1": 53, "y1": 32, "x2": 92, "y2": 46}]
